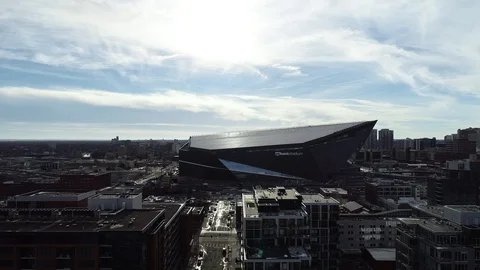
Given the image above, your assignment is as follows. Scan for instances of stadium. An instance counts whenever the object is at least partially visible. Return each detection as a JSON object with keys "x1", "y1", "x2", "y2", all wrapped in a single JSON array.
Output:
[{"x1": 179, "y1": 120, "x2": 377, "y2": 183}]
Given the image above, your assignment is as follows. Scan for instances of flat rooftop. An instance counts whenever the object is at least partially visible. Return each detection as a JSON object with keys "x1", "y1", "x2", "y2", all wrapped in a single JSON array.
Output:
[
  {"x1": 366, "y1": 248, "x2": 396, "y2": 261},
  {"x1": 243, "y1": 194, "x2": 259, "y2": 218},
  {"x1": 12, "y1": 190, "x2": 96, "y2": 202},
  {"x1": 15, "y1": 190, "x2": 92, "y2": 197},
  {"x1": 254, "y1": 187, "x2": 299, "y2": 201},
  {"x1": 91, "y1": 193, "x2": 139, "y2": 200},
  {"x1": 367, "y1": 179, "x2": 413, "y2": 186},
  {"x1": 142, "y1": 202, "x2": 184, "y2": 226},
  {"x1": 320, "y1": 188, "x2": 348, "y2": 195},
  {"x1": 412, "y1": 205, "x2": 444, "y2": 219},
  {"x1": 445, "y1": 205, "x2": 480, "y2": 212},
  {"x1": 31, "y1": 191, "x2": 84, "y2": 197},
  {"x1": 302, "y1": 194, "x2": 339, "y2": 204},
  {"x1": 242, "y1": 194, "x2": 307, "y2": 218},
  {"x1": 246, "y1": 246, "x2": 310, "y2": 260},
  {"x1": 189, "y1": 121, "x2": 374, "y2": 150},
  {"x1": 99, "y1": 186, "x2": 142, "y2": 194},
  {"x1": 343, "y1": 201, "x2": 363, "y2": 213},
  {"x1": 398, "y1": 218, "x2": 460, "y2": 233},
  {"x1": 0, "y1": 209, "x2": 164, "y2": 233}
]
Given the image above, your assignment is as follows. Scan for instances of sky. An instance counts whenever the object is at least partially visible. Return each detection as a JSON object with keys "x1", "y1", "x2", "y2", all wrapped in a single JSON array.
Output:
[{"x1": 1, "y1": 0, "x2": 479, "y2": 140}]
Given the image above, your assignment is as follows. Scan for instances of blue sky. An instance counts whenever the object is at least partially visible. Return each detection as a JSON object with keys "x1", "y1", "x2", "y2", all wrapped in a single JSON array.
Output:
[{"x1": 1, "y1": 0, "x2": 479, "y2": 140}]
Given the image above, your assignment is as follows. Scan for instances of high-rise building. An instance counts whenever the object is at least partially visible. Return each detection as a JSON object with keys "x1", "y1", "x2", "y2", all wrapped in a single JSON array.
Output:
[
  {"x1": 240, "y1": 186, "x2": 339, "y2": 270},
  {"x1": 396, "y1": 205, "x2": 480, "y2": 270},
  {"x1": 378, "y1": 129, "x2": 394, "y2": 150},
  {"x1": 427, "y1": 159, "x2": 480, "y2": 205},
  {"x1": 413, "y1": 137, "x2": 436, "y2": 150},
  {"x1": 363, "y1": 129, "x2": 378, "y2": 150},
  {"x1": 302, "y1": 194, "x2": 340, "y2": 269},
  {"x1": 445, "y1": 128, "x2": 479, "y2": 154},
  {"x1": 444, "y1": 134, "x2": 457, "y2": 141}
]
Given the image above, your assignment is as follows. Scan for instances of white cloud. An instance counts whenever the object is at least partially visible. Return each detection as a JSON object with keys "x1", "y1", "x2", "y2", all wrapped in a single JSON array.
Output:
[
  {"x1": 0, "y1": 86, "x2": 474, "y2": 138},
  {"x1": 272, "y1": 64, "x2": 306, "y2": 77},
  {"x1": 1, "y1": 0, "x2": 480, "y2": 97}
]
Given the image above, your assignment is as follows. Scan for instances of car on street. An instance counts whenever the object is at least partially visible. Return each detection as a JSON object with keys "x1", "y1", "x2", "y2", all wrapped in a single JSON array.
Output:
[
  {"x1": 195, "y1": 259, "x2": 203, "y2": 269},
  {"x1": 222, "y1": 247, "x2": 227, "y2": 257}
]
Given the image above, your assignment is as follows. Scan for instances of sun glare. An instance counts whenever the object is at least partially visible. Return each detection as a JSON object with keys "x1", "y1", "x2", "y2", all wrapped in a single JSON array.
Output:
[{"x1": 172, "y1": 0, "x2": 258, "y2": 64}]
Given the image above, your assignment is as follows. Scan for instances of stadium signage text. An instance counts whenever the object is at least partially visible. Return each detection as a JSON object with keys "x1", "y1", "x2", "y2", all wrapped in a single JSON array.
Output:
[{"x1": 275, "y1": 151, "x2": 303, "y2": 156}]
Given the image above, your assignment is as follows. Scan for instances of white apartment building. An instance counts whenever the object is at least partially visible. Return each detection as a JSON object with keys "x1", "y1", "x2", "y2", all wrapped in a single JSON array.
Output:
[
  {"x1": 240, "y1": 187, "x2": 340, "y2": 270},
  {"x1": 338, "y1": 218, "x2": 398, "y2": 251}
]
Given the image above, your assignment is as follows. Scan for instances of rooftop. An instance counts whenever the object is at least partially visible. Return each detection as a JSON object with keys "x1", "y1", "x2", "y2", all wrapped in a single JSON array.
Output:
[
  {"x1": 366, "y1": 248, "x2": 396, "y2": 261},
  {"x1": 343, "y1": 201, "x2": 363, "y2": 213},
  {"x1": 189, "y1": 121, "x2": 375, "y2": 150},
  {"x1": 91, "y1": 193, "x2": 138, "y2": 199},
  {"x1": 29, "y1": 191, "x2": 86, "y2": 197},
  {"x1": 142, "y1": 202, "x2": 184, "y2": 226},
  {"x1": 246, "y1": 246, "x2": 310, "y2": 260},
  {"x1": 254, "y1": 187, "x2": 299, "y2": 201},
  {"x1": 243, "y1": 194, "x2": 259, "y2": 218},
  {"x1": 302, "y1": 194, "x2": 339, "y2": 204},
  {"x1": 0, "y1": 209, "x2": 164, "y2": 233},
  {"x1": 368, "y1": 179, "x2": 413, "y2": 186},
  {"x1": 445, "y1": 205, "x2": 480, "y2": 213},
  {"x1": 12, "y1": 190, "x2": 96, "y2": 202},
  {"x1": 398, "y1": 218, "x2": 460, "y2": 233},
  {"x1": 319, "y1": 188, "x2": 348, "y2": 195},
  {"x1": 412, "y1": 205, "x2": 444, "y2": 219}
]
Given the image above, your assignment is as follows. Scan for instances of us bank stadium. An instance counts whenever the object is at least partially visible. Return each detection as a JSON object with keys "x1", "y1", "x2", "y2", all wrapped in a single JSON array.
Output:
[{"x1": 179, "y1": 120, "x2": 377, "y2": 183}]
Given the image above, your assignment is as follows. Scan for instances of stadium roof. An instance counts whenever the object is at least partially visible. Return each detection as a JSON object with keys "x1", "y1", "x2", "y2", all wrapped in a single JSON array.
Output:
[{"x1": 189, "y1": 120, "x2": 376, "y2": 150}]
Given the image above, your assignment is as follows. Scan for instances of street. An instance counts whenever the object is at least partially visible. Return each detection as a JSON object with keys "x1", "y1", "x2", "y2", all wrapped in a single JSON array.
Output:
[{"x1": 195, "y1": 200, "x2": 241, "y2": 270}]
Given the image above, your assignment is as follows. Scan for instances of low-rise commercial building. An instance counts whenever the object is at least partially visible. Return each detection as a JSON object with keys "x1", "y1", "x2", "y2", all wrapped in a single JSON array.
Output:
[
  {"x1": 362, "y1": 248, "x2": 396, "y2": 270},
  {"x1": 7, "y1": 190, "x2": 96, "y2": 209},
  {"x1": 0, "y1": 208, "x2": 166, "y2": 270},
  {"x1": 88, "y1": 192, "x2": 142, "y2": 210},
  {"x1": 365, "y1": 179, "x2": 416, "y2": 204}
]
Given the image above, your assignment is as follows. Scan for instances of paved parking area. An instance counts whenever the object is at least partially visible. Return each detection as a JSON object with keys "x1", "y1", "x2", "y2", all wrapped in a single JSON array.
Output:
[{"x1": 196, "y1": 200, "x2": 241, "y2": 270}]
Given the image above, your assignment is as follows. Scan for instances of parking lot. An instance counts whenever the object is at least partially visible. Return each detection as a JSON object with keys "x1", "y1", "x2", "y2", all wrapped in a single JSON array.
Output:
[{"x1": 195, "y1": 200, "x2": 241, "y2": 270}]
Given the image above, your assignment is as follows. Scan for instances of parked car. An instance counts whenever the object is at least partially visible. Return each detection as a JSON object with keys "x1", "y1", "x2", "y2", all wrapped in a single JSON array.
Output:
[{"x1": 222, "y1": 247, "x2": 227, "y2": 257}]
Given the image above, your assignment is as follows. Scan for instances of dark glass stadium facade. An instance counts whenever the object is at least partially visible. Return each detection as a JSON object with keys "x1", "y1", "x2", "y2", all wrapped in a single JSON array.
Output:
[{"x1": 179, "y1": 120, "x2": 377, "y2": 182}]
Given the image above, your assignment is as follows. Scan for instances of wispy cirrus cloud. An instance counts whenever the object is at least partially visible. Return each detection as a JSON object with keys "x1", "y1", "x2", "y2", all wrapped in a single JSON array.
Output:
[
  {"x1": 0, "y1": 0, "x2": 479, "y2": 140},
  {"x1": 0, "y1": 86, "x2": 467, "y2": 132},
  {"x1": 272, "y1": 64, "x2": 306, "y2": 77},
  {"x1": 1, "y1": 0, "x2": 480, "y2": 97}
]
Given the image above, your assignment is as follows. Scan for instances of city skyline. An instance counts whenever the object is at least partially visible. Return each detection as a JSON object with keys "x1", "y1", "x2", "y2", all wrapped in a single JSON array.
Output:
[{"x1": 1, "y1": 1, "x2": 480, "y2": 140}]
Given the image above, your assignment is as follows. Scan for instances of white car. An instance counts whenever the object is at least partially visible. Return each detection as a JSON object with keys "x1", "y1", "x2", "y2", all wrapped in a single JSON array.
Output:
[{"x1": 196, "y1": 259, "x2": 203, "y2": 269}]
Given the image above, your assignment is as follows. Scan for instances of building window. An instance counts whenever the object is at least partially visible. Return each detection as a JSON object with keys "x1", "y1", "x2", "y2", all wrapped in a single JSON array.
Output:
[
  {"x1": 37, "y1": 247, "x2": 55, "y2": 256},
  {"x1": 474, "y1": 238, "x2": 480, "y2": 247},
  {"x1": 76, "y1": 247, "x2": 93, "y2": 257}
]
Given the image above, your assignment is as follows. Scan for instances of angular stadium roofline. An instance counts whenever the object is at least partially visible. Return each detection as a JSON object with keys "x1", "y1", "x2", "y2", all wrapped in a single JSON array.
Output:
[
  {"x1": 183, "y1": 120, "x2": 377, "y2": 151},
  {"x1": 179, "y1": 120, "x2": 377, "y2": 182}
]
